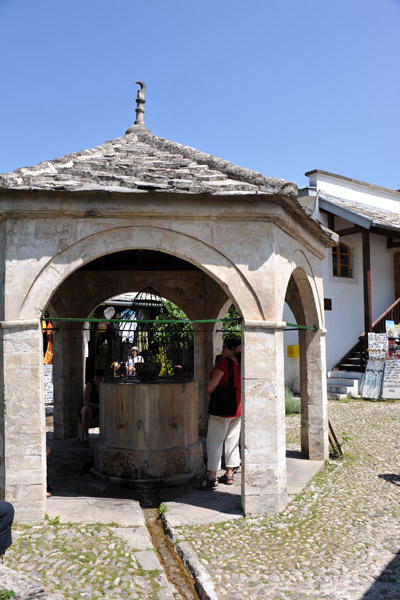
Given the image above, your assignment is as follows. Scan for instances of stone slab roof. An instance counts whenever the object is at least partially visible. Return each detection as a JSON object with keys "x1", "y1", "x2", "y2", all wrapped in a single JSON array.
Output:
[
  {"x1": 318, "y1": 193, "x2": 400, "y2": 235},
  {"x1": 0, "y1": 126, "x2": 293, "y2": 197},
  {"x1": 0, "y1": 125, "x2": 337, "y2": 246}
]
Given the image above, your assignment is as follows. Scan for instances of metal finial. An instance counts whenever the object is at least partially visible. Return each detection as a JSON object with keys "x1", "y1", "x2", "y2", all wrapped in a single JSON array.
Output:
[{"x1": 134, "y1": 81, "x2": 146, "y2": 126}]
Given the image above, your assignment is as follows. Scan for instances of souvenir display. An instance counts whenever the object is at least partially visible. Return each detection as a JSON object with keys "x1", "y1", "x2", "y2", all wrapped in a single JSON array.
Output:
[
  {"x1": 362, "y1": 324, "x2": 400, "y2": 399},
  {"x1": 367, "y1": 333, "x2": 388, "y2": 360},
  {"x1": 361, "y1": 359, "x2": 384, "y2": 399},
  {"x1": 382, "y1": 360, "x2": 400, "y2": 399}
]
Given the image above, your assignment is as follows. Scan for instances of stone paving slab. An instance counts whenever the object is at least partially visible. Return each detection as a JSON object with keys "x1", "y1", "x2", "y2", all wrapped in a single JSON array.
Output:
[
  {"x1": 165, "y1": 453, "x2": 323, "y2": 528},
  {"x1": 109, "y1": 525, "x2": 153, "y2": 550},
  {"x1": 135, "y1": 550, "x2": 163, "y2": 571},
  {"x1": 46, "y1": 496, "x2": 146, "y2": 527}
]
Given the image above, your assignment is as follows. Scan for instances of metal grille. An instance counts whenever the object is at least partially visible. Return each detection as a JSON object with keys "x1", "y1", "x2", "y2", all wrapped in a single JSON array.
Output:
[{"x1": 92, "y1": 288, "x2": 194, "y2": 381}]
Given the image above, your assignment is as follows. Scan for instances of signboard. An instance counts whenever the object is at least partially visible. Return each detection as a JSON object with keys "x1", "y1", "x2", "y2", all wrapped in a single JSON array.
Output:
[
  {"x1": 287, "y1": 345, "x2": 299, "y2": 358},
  {"x1": 44, "y1": 364, "x2": 54, "y2": 404},
  {"x1": 361, "y1": 359, "x2": 384, "y2": 400},
  {"x1": 367, "y1": 333, "x2": 388, "y2": 359},
  {"x1": 382, "y1": 360, "x2": 400, "y2": 399}
]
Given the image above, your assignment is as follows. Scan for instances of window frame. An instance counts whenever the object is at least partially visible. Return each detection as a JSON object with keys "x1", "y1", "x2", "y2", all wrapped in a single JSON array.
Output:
[{"x1": 332, "y1": 241, "x2": 352, "y2": 278}]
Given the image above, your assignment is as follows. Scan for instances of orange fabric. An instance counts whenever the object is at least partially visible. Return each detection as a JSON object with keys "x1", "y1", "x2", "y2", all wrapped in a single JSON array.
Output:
[
  {"x1": 44, "y1": 338, "x2": 53, "y2": 364},
  {"x1": 43, "y1": 320, "x2": 53, "y2": 364}
]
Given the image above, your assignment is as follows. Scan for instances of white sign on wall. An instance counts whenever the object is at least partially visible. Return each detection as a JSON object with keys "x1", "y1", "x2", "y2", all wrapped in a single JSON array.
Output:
[
  {"x1": 382, "y1": 360, "x2": 400, "y2": 399},
  {"x1": 361, "y1": 359, "x2": 384, "y2": 400}
]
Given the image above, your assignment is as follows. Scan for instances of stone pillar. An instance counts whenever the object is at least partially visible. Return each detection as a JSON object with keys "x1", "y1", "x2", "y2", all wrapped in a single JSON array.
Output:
[
  {"x1": 193, "y1": 324, "x2": 215, "y2": 435},
  {"x1": 0, "y1": 320, "x2": 46, "y2": 523},
  {"x1": 52, "y1": 323, "x2": 64, "y2": 440},
  {"x1": 241, "y1": 320, "x2": 287, "y2": 516},
  {"x1": 299, "y1": 328, "x2": 328, "y2": 460},
  {"x1": 66, "y1": 323, "x2": 85, "y2": 439},
  {"x1": 53, "y1": 323, "x2": 85, "y2": 439}
]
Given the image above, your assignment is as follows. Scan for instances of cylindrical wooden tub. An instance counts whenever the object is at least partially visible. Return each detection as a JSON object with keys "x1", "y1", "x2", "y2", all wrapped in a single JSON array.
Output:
[{"x1": 93, "y1": 381, "x2": 204, "y2": 488}]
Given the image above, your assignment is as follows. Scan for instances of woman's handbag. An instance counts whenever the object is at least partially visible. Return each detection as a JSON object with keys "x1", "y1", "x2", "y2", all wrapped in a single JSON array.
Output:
[{"x1": 208, "y1": 358, "x2": 238, "y2": 416}]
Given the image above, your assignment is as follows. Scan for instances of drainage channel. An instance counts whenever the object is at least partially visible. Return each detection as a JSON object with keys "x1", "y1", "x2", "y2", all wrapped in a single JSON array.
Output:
[{"x1": 142, "y1": 507, "x2": 200, "y2": 600}]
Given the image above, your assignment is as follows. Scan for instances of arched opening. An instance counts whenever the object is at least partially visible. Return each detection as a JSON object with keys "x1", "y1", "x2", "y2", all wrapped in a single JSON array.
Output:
[
  {"x1": 284, "y1": 267, "x2": 327, "y2": 460},
  {"x1": 44, "y1": 248, "x2": 242, "y2": 492}
]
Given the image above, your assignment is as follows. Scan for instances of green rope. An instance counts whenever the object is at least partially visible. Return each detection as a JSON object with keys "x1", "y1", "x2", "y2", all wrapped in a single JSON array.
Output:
[
  {"x1": 42, "y1": 317, "x2": 239, "y2": 325},
  {"x1": 285, "y1": 322, "x2": 318, "y2": 331},
  {"x1": 42, "y1": 317, "x2": 317, "y2": 330}
]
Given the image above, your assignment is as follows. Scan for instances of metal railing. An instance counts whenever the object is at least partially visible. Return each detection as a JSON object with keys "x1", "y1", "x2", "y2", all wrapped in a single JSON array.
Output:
[{"x1": 333, "y1": 297, "x2": 400, "y2": 371}]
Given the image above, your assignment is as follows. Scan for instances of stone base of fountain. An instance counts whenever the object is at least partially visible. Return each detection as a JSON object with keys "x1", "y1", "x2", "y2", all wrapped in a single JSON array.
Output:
[{"x1": 94, "y1": 381, "x2": 205, "y2": 488}]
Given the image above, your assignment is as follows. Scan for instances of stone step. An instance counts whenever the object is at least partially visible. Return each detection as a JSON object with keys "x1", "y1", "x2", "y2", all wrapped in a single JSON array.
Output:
[
  {"x1": 328, "y1": 378, "x2": 357, "y2": 387},
  {"x1": 327, "y1": 385, "x2": 352, "y2": 394},
  {"x1": 328, "y1": 392, "x2": 350, "y2": 400},
  {"x1": 328, "y1": 371, "x2": 363, "y2": 380},
  {"x1": 327, "y1": 370, "x2": 361, "y2": 398}
]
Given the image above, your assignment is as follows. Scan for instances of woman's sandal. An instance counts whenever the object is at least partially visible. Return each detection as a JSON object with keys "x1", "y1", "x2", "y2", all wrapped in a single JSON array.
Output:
[
  {"x1": 218, "y1": 474, "x2": 234, "y2": 485},
  {"x1": 197, "y1": 477, "x2": 218, "y2": 490}
]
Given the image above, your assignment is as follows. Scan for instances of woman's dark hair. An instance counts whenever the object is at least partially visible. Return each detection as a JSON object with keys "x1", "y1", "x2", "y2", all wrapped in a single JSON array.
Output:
[
  {"x1": 95, "y1": 368, "x2": 105, "y2": 378},
  {"x1": 224, "y1": 337, "x2": 241, "y2": 351}
]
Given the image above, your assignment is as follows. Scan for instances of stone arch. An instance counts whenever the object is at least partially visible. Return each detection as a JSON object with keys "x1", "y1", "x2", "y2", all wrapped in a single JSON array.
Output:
[
  {"x1": 18, "y1": 225, "x2": 264, "y2": 322},
  {"x1": 280, "y1": 250, "x2": 324, "y2": 330},
  {"x1": 45, "y1": 242, "x2": 238, "y2": 438},
  {"x1": 284, "y1": 264, "x2": 328, "y2": 460}
]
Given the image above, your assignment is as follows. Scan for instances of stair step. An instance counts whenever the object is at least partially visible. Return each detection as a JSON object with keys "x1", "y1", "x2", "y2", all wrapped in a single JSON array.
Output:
[
  {"x1": 328, "y1": 393, "x2": 350, "y2": 400},
  {"x1": 328, "y1": 378, "x2": 357, "y2": 387},
  {"x1": 329, "y1": 385, "x2": 357, "y2": 393},
  {"x1": 328, "y1": 371, "x2": 363, "y2": 380}
]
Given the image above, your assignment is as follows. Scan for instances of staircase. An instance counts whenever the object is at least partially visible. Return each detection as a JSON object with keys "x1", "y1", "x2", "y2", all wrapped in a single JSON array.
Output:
[
  {"x1": 328, "y1": 297, "x2": 400, "y2": 399},
  {"x1": 327, "y1": 370, "x2": 363, "y2": 399}
]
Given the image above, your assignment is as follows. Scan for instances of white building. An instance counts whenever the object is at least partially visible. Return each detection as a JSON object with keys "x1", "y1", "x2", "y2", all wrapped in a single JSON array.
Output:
[{"x1": 295, "y1": 170, "x2": 400, "y2": 396}]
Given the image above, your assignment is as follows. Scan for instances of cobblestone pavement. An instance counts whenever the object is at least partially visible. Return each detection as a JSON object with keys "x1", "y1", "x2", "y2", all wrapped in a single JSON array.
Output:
[
  {"x1": 172, "y1": 401, "x2": 400, "y2": 599},
  {"x1": 5, "y1": 519, "x2": 178, "y2": 599},
  {"x1": 2, "y1": 400, "x2": 400, "y2": 599}
]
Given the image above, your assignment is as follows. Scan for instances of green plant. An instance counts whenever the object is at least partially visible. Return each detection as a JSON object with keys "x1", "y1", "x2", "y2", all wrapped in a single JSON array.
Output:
[
  {"x1": 222, "y1": 304, "x2": 242, "y2": 338},
  {"x1": 45, "y1": 514, "x2": 61, "y2": 526},
  {"x1": 158, "y1": 503, "x2": 168, "y2": 516},
  {"x1": 0, "y1": 590, "x2": 16, "y2": 599},
  {"x1": 341, "y1": 431, "x2": 352, "y2": 444},
  {"x1": 151, "y1": 300, "x2": 194, "y2": 348},
  {"x1": 329, "y1": 431, "x2": 352, "y2": 459},
  {"x1": 152, "y1": 348, "x2": 174, "y2": 378},
  {"x1": 285, "y1": 388, "x2": 300, "y2": 414}
]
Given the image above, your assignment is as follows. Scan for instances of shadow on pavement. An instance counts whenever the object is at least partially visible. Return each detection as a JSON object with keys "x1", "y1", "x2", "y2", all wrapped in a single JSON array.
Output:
[
  {"x1": 378, "y1": 473, "x2": 400, "y2": 487},
  {"x1": 362, "y1": 550, "x2": 400, "y2": 598},
  {"x1": 46, "y1": 435, "x2": 200, "y2": 508}
]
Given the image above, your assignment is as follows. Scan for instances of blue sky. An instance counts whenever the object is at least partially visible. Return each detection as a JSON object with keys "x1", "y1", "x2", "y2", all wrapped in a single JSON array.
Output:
[{"x1": 0, "y1": 0, "x2": 399, "y2": 189}]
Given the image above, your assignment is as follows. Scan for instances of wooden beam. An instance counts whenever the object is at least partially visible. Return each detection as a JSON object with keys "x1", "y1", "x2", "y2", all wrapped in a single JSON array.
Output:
[
  {"x1": 387, "y1": 237, "x2": 400, "y2": 249},
  {"x1": 335, "y1": 226, "x2": 363, "y2": 236},
  {"x1": 328, "y1": 213, "x2": 335, "y2": 231},
  {"x1": 362, "y1": 230, "x2": 372, "y2": 334}
]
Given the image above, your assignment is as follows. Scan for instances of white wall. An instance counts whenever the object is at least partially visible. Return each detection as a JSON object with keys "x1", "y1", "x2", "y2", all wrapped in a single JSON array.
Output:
[
  {"x1": 283, "y1": 303, "x2": 300, "y2": 393},
  {"x1": 308, "y1": 172, "x2": 400, "y2": 213},
  {"x1": 304, "y1": 172, "x2": 398, "y2": 371}
]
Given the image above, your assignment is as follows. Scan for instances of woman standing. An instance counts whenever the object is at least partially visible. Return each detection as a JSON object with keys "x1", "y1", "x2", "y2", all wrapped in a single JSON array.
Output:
[{"x1": 198, "y1": 337, "x2": 241, "y2": 490}]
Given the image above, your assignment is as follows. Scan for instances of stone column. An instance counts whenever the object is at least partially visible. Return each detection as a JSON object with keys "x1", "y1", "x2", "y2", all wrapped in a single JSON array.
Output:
[
  {"x1": 299, "y1": 328, "x2": 328, "y2": 460},
  {"x1": 62, "y1": 323, "x2": 85, "y2": 439},
  {"x1": 52, "y1": 323, "x2": 64, "y2": 440},
  {"x1": 53, "y1": 322, "x2": 85, "y2": 439},
  {"x1": 193, "y1": 323, "x2": 215, "y2": 435},
  {"x1": 241, "y1": 320, "x2": 287, "y2": 516},
  {"x1": 0, "y1": 320, "x2": 46, "y2": 523}
]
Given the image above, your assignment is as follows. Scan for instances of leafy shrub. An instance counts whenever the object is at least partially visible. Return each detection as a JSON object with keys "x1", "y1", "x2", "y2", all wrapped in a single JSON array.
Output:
[
  {"x1": 0, "y1": 590, "x2": 16, "y2": 600},
  {"x1": 285, "y1": 388, "x2": 300, "y2": 414}
]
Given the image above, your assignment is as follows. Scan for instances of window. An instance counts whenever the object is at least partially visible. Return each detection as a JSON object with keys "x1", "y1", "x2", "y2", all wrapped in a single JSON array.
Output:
[{"x1": 332, "y1": 242, "x2": 352, "y2": 278}]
